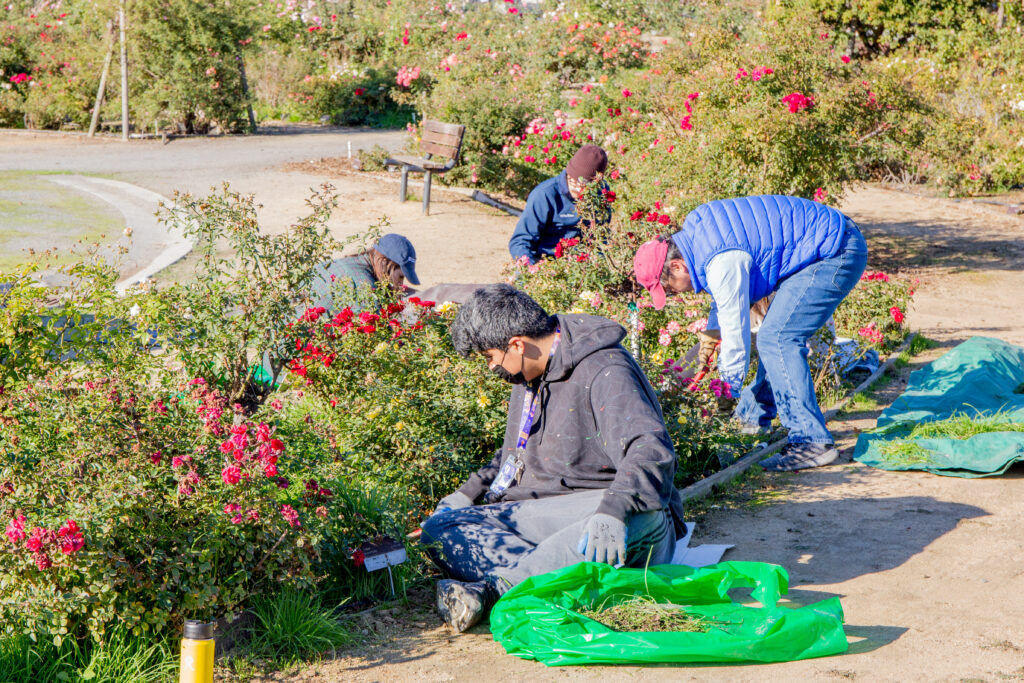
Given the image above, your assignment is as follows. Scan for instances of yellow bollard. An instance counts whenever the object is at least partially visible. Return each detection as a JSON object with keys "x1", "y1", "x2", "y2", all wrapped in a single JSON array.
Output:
[{"x1": 179, "y1": 620, "x2": 215, "y2": 683}]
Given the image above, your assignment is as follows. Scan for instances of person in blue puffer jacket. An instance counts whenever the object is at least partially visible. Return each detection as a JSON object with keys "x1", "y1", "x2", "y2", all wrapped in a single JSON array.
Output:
[
  {"x1": 633, "y1": 195, "x2": 868, "y2": 471},
  {"x1": 508, "y1": 145, "x2": 609, "y2": 264}
]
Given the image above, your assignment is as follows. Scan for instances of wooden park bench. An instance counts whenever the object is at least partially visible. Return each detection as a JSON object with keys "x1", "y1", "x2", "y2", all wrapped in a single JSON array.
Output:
[{"x1": 385, "y1": 120, "x2": 466, "y2": 216}]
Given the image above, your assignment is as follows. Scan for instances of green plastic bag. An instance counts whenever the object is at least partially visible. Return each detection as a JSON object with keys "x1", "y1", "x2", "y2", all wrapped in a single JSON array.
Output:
[
  {"x1": 855, "y1": 336, "x2": 1024, "y2": 477},
  {"x1": 489, "y1": 561, "x2": 848, "y2": 666}
]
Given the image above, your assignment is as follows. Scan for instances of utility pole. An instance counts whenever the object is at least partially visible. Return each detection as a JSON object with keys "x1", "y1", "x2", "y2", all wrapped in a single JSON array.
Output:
[
  {"x1": 119, "y1": 0, "x2": 129, "y2": 141},
  {"x1": 88, "y1": 20, "x2": 115, "y2": 137}
]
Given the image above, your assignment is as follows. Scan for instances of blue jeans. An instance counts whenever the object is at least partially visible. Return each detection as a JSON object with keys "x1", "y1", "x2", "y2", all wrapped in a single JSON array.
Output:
[
  {"x1": 420, "y1": 489, "x2": 675, "y2": 591},
  {"x1": 736, "y1": 221, "x2": 868, "y2": 444}
]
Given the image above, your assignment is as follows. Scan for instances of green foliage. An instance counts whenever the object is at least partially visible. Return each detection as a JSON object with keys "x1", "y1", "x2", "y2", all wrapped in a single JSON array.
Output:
[
  {"x1": 0, "y1": 262, "x2": 145, "y2": 392},
  {"x1": 802, "y1": 0, "x2": 991, "y2": 56},
  {"x1": 0, "y1": 190, "x2": 415, "y2": 648},
  {"x1": 357, "y1": 144, "x2": 394, "y2": 172},
  {"x1": 131, "y1": 0, "x2": 257, "y2": 132},
  {"x1": 290, "y1": 295, "x2": 508, "y2": 515},
  {"x1": 0, "y1": 624, "x2": 175, "y2": 683},
  {"x1": 832, "y1": 272, "x2": 912, "y2": 352},
  {"x1": 152, "y1": 184, "x2": 339, "y2": 407},
  {"x1": 247, "y1": 589, "x2": 349, "y2": 664},
  {"x1": 0, "y1": 361, "x2": 345, "y2": 641}
]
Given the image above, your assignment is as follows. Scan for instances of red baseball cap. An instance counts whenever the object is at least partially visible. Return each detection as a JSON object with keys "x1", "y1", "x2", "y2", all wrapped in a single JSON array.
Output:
[{"x1": 633, "y1": 238, "x2": 669, "y2": 310}]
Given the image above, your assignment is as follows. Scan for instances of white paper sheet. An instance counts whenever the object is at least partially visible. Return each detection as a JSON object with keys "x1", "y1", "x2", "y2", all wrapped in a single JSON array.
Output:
[{"x1": 671, "y1": 522, "x2": 733, "y2": 567}]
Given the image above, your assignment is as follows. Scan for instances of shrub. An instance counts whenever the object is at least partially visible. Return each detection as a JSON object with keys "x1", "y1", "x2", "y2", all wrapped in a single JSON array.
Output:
[
  {"x1": 0, "y1": 262, "x2": 146, "y2": 393},
  {"x1": 834, "y1": 271, "x2": 913, "y2": 352},
  {"x1": 152, "y1": 184, "x2": 340, "y2": 408},
  {"x1": 288, "y1": 296, "x2": 508, "y2": 515},
  {"x1": 805, "y1": 0, "x2": 991, "y2": 56},
  {"x1": 130, "y1": 0, "x2": 258, "y2": 132},
  {"x1": 309, "y1": 68, "x2": 413, "y2": 127},
  {"x1": 0, "y1": 362, "x2": 348, "y2": 642}
]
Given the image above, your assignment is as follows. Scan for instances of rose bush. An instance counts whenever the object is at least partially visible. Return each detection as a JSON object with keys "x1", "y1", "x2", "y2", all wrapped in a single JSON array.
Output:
[
  {"x1": 285, "y1": 294, "x2": 508, "y2": 516},
  {"x1": 0, "y1": 361, "x2": 347, "y2": 643}
]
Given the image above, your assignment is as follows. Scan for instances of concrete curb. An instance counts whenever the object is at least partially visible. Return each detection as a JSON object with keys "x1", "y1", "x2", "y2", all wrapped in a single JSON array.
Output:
[
  {"x1": 43, "y1": 175, "x2": 193, "y2": 292},
  {"x1": 676, "y1": 332, "x2": 919, "y2": 504}
]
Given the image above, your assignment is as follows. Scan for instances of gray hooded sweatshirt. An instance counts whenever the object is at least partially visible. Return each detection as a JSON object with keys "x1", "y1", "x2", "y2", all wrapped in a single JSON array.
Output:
[{"x1": 457, "y1": 313, "x2": 685, "y2": 533}]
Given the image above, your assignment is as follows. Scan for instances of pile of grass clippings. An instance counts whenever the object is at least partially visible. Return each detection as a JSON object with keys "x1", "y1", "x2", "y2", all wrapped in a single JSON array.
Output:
[
  {"x1": 577, "y1": 596, "x2": 711, "y2": 633},
  {"x1": 877, "y1": 410, "x2": 1024, "y2": 466},
  {"x1": 877, "y1": 441, "x2": 936, "y2": 466}
]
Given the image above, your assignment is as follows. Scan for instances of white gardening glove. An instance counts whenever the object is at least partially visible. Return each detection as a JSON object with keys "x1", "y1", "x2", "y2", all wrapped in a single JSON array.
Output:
[
  {"x1": 576, "y1": 513, "x2": 628, "y2": 566},
  {"x1": 432, "y1": 491, "x2": 473, "y2": 516}
]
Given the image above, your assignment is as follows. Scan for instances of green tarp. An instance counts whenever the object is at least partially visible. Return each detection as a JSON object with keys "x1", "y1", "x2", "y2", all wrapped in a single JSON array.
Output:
[
  {"x1": 489, "y1": 561, "x2": 848, "y2": 666},
  {"x1": 854, "y1": 336, "x2": 1024, "y2": 477}
]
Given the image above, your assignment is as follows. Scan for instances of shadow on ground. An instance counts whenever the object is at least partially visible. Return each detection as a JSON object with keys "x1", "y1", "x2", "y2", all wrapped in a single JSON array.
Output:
[{"x1": 858, "y1": 217, "x2": 1024, "y2": 275}]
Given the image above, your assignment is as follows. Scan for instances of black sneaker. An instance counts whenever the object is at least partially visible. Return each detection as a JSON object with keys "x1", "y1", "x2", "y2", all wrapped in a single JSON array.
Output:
[
  {"x1": 760, "y1": 442, "x2": 838, "y2": 471},
  {"x1": 436, "y1": 579, "x2": 498, "y2": 633}
]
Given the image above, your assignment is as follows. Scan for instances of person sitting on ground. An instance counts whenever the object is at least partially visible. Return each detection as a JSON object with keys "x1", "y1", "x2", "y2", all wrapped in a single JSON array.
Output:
[
  {"x1": 632, "y1": 195, "x2": 868, "y2": 472},
  {"x1": 421, "y1": 284, "x2": 685, "y2": 633},
  {"x1": 508, "y1": 145, "x2": 609, "y2": 264}
]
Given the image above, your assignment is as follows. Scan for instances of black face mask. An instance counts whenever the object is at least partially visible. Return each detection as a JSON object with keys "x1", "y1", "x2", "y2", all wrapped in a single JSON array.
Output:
[{"x1": 491, "y1": 365, "x2": 527, "y2": 385}]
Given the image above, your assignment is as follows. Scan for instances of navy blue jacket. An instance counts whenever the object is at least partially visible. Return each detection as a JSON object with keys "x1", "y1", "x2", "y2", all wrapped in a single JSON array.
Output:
[{"x1": 508, "y1": 172, "x2": 582, "y2": 263}]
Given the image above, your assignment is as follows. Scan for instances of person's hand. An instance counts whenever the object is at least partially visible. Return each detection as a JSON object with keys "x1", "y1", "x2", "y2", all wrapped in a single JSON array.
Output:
[
  {"x1": 576, "y1": 513, "x2": 627, "y2": 566},
  {"x1": 697, "y1": 331, "x2": 720, "y2": 368},
  {"x1": 432, "y1": 491, "x2": 473, "y2": 516}
]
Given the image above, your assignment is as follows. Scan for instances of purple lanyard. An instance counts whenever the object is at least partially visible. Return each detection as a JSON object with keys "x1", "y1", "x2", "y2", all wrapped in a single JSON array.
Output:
[
  {"x1": 486, "y1": 328, "x2": 561, "y2": 500},
  {"x1": 515, "y1": 327, "x2": 561, "y2": 453}
]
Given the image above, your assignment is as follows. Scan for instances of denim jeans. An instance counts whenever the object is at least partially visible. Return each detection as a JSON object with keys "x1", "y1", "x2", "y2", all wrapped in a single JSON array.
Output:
[
  {"x1": 420, "y1": 489, "x2": 675, "y2": 592},
  {"x1": 735, "y1": 221, "x2": 868, "y2": 444}
]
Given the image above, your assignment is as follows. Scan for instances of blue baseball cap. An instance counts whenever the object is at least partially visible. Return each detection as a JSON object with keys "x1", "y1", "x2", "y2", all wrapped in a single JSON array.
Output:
[{"x1": 375, "y1": 233, "x2": 420, "y2": 285}]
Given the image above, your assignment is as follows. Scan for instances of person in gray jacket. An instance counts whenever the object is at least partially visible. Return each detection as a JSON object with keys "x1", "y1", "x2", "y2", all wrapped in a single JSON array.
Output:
[{"x1": 421, "y1": 284, "x2": 684, "y2": 633}]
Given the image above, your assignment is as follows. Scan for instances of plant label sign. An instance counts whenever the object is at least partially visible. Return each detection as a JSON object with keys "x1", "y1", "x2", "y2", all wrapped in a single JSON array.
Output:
[{"x1": 361, "y1": 537, "x2": 407, "y2": 572}]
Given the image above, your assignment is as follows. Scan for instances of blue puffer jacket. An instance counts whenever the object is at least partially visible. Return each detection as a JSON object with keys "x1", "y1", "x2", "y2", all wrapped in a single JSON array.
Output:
[{"x1": 671, "y1": 195, "x2": 848, "y2": 302}]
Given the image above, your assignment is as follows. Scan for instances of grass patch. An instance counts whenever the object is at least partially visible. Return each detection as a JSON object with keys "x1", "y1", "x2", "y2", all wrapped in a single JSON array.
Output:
[
  {"x1": 0, "y1": 626, "x2": 176, "y2": 683},
  {"x1": 578, "y1": 596, "x2": 713, "y2": 633},
  {"x1": 247, "y1": 589, "x2": 350, "y2": 664},
  {"x1": 842, "y1": 391, "x2": 883, "y2": 414},
  {"x1": 0, "y1": 171, "x2": 125, "y2": 271},
  {"x1": 685, "y1": 466, "x2": 795, "y2": 518},
  {"x1": 908, "y1": 334, "x2": 940, "y2": 356}
]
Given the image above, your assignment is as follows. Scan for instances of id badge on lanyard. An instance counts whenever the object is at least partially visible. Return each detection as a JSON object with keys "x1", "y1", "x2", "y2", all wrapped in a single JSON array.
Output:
[{"x1": 485, "y1": 328, "x2": 560, "y2": 502}]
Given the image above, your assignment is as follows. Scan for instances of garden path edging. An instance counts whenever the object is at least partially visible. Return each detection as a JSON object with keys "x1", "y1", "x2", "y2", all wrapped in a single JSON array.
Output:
[
  {"x1": 676, "y1": 332, "x2": 918, "y2": 504},
  {"x1": 44, "y1": 174, "x2": 193, "y2": 292}
]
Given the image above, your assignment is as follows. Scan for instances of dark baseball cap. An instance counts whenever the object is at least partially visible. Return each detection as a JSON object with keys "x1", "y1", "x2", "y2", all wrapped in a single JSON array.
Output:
[{"x1": 375, "y1": 233, "x2": 420, "y2": 285}]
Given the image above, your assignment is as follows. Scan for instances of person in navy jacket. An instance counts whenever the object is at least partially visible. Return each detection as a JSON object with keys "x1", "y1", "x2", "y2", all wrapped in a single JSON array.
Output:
[
  {"x1": 633, "y1": 195, "x2": 869, "y2": 471},
  {"x1": 508, "y1": 145, "x2": 608, "y2": 264}
]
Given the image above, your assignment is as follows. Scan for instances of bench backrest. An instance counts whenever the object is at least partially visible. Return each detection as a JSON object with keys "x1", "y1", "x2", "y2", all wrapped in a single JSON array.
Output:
[{"x1": 420, "y1": 120, "x2": 466, "y2": 161}]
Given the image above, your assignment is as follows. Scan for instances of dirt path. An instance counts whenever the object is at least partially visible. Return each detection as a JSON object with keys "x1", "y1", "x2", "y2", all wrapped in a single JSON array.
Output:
[{"x1": 279, "y1": 185, "x2": 1024, "y2": 683}]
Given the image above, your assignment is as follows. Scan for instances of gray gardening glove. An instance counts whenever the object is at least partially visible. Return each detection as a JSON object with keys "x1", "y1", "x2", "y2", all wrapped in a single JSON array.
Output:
[
  {"x1": 432, "y1": 491, "x2": 474, "y2": 516},
  {"x1": 576, "y1": 513, "x2": 628, "y2": 566}
]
